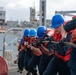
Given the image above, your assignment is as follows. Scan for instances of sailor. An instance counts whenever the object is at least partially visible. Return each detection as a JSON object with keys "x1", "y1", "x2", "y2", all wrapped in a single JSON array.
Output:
[
  {"x1": 24, "y1": 28, "x2": 37, "y2": 75},
  {"x1": 17, "y1": 28, "x2": 30, "y2": 73},
  {"x1": 43, "y1": 14, "x2": 71, "y2": 75},
  {"x1": 37, "y1": 26, "x2": 54, "y2": 75},
  {"x1": 66, "y1": 29, "x2": 76, "y2": 75},
  {"x1": 63, "y1": 17, "x2": 76, "y2": 34},
  {"x1": 61, "y1": 16, "x2": 76, "y2": 75},
  {"x1": 26, "y1": 28, "x2": 42, "y2": 75},
  {"x1": 17, "y1": 38, "x2": 23, "y2": 72}
]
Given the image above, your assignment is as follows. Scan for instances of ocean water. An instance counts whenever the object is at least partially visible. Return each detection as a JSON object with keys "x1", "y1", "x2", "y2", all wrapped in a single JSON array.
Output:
[{"x1": 0, "y1": 32, "x2": 21, "y2": 60}]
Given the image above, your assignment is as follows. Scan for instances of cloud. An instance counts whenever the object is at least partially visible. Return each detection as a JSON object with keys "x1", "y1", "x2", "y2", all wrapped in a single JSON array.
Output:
[
  {"x1": 5, "y1": 0, "x2": 35, "y2": 21},
  {"x1": 46, "y1": 0, "x2": 76, "y2": 19},
  {"x1": 6, "y1": 7, "x2": 30, "y2": 21},
  {"x1": 1, "y1": 0, "x2": 76, "y2": 21},
  {"x1": 6, "y1": 2, "x2": 16, "y2": 9},
  {"x1": 6, "y1": 0, "x2": 35, "y2": 9}
]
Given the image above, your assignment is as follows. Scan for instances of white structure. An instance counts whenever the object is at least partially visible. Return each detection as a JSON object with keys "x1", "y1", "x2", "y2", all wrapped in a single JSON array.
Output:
[
  {"x1": 0, "y1": 7, "x2": 6, "y2": 25},
  {"x1": 4, "y1": 50, "x2": 13, "y2": 65},
  {"x1": 30, "y1": 7, "x2": 36, "y2": 21},
  {"x1": 55, "y1": 10, "x2": 76, "y2": 17},
  {"x1": 6, "y1": 21, "x2": 18, "y2": 27},
  {"x1": 39, "y1": 0, "x2": 46, "y2": 26},
  {"x1": 20, "y1": 19, "x2": 51, "y2": 28}
]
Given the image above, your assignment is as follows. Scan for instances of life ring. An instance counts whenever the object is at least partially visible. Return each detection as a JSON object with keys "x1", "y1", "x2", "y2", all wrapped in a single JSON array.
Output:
[{"x1": 0, "y1": 56, "x2": 8, "y2": 75}]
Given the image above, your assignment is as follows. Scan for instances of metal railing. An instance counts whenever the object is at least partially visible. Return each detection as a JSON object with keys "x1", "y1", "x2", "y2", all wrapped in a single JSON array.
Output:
[{"x1": 3, "y1": 28, "x2": 22, "y2": 57}]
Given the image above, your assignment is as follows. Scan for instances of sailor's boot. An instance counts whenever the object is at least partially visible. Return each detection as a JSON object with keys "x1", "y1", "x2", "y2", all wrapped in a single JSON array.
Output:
[{"x1": 26, "y1": 71, "x2": 31, "y2": 75}]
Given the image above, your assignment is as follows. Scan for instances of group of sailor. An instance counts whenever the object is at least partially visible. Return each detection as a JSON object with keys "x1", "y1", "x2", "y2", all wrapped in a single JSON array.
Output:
[{"x1": 17, "y1": 14, "x2": 76, "y2": 75}]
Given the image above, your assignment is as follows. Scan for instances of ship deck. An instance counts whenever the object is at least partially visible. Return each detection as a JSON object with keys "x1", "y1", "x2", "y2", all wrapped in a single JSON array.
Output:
[{"x1": 8, "y1": 64, "x2": 27, "y2": 75}]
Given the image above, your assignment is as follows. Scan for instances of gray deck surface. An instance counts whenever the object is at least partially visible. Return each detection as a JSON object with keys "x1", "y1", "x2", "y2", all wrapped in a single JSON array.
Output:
[{"x1": 8, "y1": 64, "x2": 27, "y2": 75}]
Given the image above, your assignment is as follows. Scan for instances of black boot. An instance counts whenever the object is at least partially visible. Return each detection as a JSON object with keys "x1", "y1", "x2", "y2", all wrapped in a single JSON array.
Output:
[
  {"x1": 19, "y1": 70, "x2": 23, "y2": 73},
  {"x1": 17, "y1": 70, "x2": 20, "y2": 72},
  {"x1": 26, "y1": 71, "x2": 31, "y2": 75}
]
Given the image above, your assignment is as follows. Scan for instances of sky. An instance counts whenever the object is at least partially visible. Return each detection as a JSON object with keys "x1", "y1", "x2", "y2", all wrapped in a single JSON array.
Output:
[{"x1": 0, "y1": 0, "x2": 76, "y2": 21}]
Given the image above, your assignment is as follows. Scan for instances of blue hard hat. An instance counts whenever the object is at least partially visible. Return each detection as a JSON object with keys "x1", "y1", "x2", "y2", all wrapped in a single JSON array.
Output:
[
  {"x1": 29, "y1": 28, "x2": 37, "y2": 37},
  {"x1": 51, "y1": 14, "x2": 65, "y2": 28},
  {"x1": 23, "y1": 28, "x2": 30, "y2": 36},
  {"x1": 37, "y1": 26, "x2": 47, "y2": 39},
  {"x1": 20, "y1": 38, "x2": 24, "y2": 44}
]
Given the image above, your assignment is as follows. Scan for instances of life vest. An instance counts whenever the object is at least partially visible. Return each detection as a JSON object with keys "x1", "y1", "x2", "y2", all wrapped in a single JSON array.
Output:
[
  {"x1": 72, "y1": 15, "x2": 76, "y2": 19},
  {"x1": 18, "y1": 38, "x2": 24, "y2": 52},
  {"x1": 71, "y1": 28, "x2": 76, "y2": 43},
  {"x1": 46, "y1": 28, "x2": 54, "y2": 36},
  {"x1": 23, "y1": 37, "x2": 30, "y2": 45},
  {"x1": 43, "y1": 29, "x2": 54, "y2": 48},
  {"x1": 53, "y1": 31, "x2": 72, "y2": 62},
  {"x1": 29, "y1": 37, "x2": 42, "y2": 56},
  {"x1": 30, "y1": 29, "x2": 54, "y2": 56},
  {"x1": 53, "y1": 31, "x2": 62, "y2": 42},
  {"x1": 22, "y1": 37, "x2": 30, "y2": 49},
  {"x1": 29, "y1": 37, "x2": 37, "y2": 46},
  {"x1": 18, "y1": 37, "x2": 30, "y2": 52},
  {"x1": 55, "y1": 48, "x2": 72, "y2": 62},
  {"x1": 40, "y1": 29, "x2": 55, "y2": 55}
]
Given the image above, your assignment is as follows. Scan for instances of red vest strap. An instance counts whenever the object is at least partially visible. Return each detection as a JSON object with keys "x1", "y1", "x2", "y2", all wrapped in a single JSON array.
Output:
[{"x1": 56, "y1": 53, "x2": 70, "y2": 62}]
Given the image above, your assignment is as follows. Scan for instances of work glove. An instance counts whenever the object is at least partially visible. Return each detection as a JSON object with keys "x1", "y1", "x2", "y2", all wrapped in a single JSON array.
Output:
[
  {"x1": 73, "y1": 41, "x2": 76, "y2": 44},
  {"x1": 49, "y1": 36, "x2": 54, "y2": 41},
  {"x1": 59, "y1": 38, "x2": 67, "y2": 46},
  {"x1": 36, "y1": 40, "x2": 44, "y2": 46},
  {"x1": 44, "y1": 36, "x2": 54, "y2": 42}
]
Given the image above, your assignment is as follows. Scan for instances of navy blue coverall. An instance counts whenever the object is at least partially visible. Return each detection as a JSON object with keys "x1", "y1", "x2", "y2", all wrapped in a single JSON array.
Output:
[
  {"x1": 39, "y1": 42, "x2": 54, "y2": 75},
  {"x1": 43, "y1": 33, "x2": 71, "y2": 75},
  {"x1": 18, "y1": 49, "x2": 25, "y2": 71},
  {"x1": 27, "y1": 55, "x2": 41, "y2": 75},
  {"x1": 68, "y1": 46, "x2": 76, "y2": 75},
  {"x1": 24, "y1": 48, "x2": 33, "y2": 71}
]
